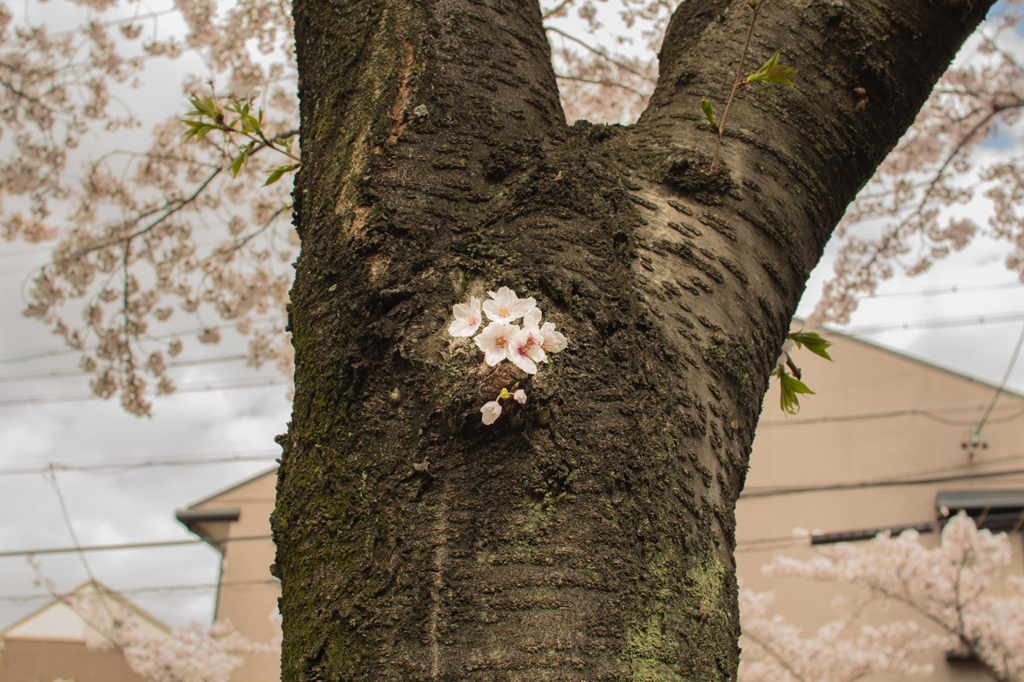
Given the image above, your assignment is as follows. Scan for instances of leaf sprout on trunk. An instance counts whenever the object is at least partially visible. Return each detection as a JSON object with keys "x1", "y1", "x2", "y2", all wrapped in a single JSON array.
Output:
[{"x1": 701, "y1": 0, "x2": 798, "y2": 173}]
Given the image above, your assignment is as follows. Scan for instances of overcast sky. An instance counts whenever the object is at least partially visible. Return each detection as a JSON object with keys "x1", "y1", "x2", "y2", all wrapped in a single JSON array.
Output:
[{"x1": 2, "y1": 0, "x2": 1024, "y2": 636}]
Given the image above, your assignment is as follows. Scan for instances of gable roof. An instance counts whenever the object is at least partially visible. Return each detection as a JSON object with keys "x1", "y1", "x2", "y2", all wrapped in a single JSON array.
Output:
[
  {"x1": 2, "y1": 580, "x2": 168, "y2": 643},
  {"x1": 815, "y1": 319, "x2": 1024, "y2": 401},
  {"x1": 181, "y1": 465, "x2": 279, "y2": 509}
]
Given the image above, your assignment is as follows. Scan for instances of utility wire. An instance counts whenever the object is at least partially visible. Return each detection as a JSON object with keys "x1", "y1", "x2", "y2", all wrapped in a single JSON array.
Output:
[
  {"x1": 0, "y1": 534, "x2": 272, "y2": 559},
  {"x1": 740, "y1": 450, "x2": 1024, "y2": 501},
  {"x1": 976, "y1": 321, "x2": 1024, "y2": 434},
  {"x1": 0, "y1": 578, "x2": 280, "y2": 603},
  {"x1": 0, "y1": 452, "x2": 278, "y2": 476},
  {"x1": 0, "y1": 316, "x2": 279, "y2": 365},
  {"x1": 855, "y1": 281, "x2": 1024, "y2": 299},
  {"x1": 759, "y1": 401, "x2": 1024, "y2": 428},
  {"x1": 739, "y1": 465, "x2": 1024, "y2": 499},
  {"x1": 43, "y1": 467, "x2": 118, "y2": 625},
  {"x1": 8, "y1": 466, "x2": 1020, "y2": 557},
  {"x1": 0, "y1": 353, "x2": 248, "y2": 383},
  {"x1": 842, "y1": 310, "x2": 1024, "y2": 335},
  {"x1": 0, "y1": 375, "x2": 289, "y2": 407}
]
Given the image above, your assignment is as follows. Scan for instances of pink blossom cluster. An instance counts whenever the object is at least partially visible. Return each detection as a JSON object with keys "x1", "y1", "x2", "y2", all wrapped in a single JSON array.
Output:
[
  {"x1": 110, "y1": 615, "x2": 278, "y2": 682},
  {"x1": 448, "y1": 287, "x2": 566, "y2": 425},
  {"x1": 739, "y1": 587, "x2": 942, "y2": 682},
  {"x1": 811, "y1": 8, "x2": 1024, "y2": 326},
  {"x1": 752, "y1": 513, "x2": 1024, "y2": 682},
  {"x1": 0, "y1": 0, "x2": 298, "y2": 416}
]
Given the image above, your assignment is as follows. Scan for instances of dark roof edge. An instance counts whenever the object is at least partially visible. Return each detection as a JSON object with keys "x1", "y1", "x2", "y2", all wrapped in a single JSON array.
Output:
[
  {"x1": 810, "y1": 521, "x2": 934, "y2": 545},
  {"x1": 176, "y1": 507, "x2": 240, "y2": 525}
]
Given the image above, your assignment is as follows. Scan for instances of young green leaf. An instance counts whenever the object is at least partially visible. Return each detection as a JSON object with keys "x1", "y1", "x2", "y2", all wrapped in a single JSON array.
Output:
[
  {"x1": 746, "y1": 50, "x2": 798, "y2": 85},
  {"x1": 183, "y1": 120, "x2": 216, "y2": 143},
  {"x1": 186, "y1": 95, "x2": 220, "y2": 120},
  {"x1": 230, "y1": 143, "x2": 253, "y2": 177},
  {"x1": 787, "y1": 331, "x2": 833, "y2": 361},
  {"x1": 778, "y1": 371, "x2": 815, "y2": 415},
  {"x1": 700, "y1": 96, "x2": 717, "y2": 127},
  {"x1": 264, "y1": 163, "x2": 300, "y2": 187}
]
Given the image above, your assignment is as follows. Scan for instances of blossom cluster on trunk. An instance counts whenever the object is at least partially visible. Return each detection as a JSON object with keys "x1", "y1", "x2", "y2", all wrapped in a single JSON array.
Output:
[{"x1": 447, "y1": 287, "x2": 566, "y2": 424}]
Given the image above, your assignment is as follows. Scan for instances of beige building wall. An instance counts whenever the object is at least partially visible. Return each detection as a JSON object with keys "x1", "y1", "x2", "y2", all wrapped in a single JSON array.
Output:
[
  {"x1": 177, "y1": 468, "x2": 281, "y2": 682},
  {"x1": 0, "y1": 581, "x2": 166, "y2": 682},
  {"x1": 736, "y1": 328, "x2": 1024, "y2": 680},
  {"x1": 0, "y1": 639, "x2": 148, "y2": 682}
]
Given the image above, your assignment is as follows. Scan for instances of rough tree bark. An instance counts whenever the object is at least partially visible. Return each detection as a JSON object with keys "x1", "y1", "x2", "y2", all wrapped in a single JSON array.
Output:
[{"x1": 271, "y1": 0, "x2": 995, "y2": 680}]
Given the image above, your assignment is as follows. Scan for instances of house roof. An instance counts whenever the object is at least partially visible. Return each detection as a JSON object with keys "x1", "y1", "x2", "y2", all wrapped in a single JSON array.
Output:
[
  {"x1": 1, "y1": 580, "x2": 168, "y2": 642},
  {"x1": 180, "y1": 465, "x2": 279, "y2": 510},
  {"x1": 807, "y1": 318, "x2": 1024, "y2": 401}
]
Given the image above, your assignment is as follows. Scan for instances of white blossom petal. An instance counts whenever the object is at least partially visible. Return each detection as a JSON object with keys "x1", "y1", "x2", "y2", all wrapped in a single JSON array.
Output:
[
  {"x1": 483, "y1": 286, "x2": 536, "y2": 323},
  {"x1": 507, "y1": 327, "x2": 541, "y2": 374},
  {"x1": 448, "y1": 296, "x2": 482, "y2": 337},
  {"x1": 475, "y1": 322, "x2": 518, "y2": 366},
  {"x1": 523, "y1": 307, "x2": 542, "y2": 331},
  {"x1": 539, "y1": 322, "x2": 567, "y2": 355},
  {"x1": 514, "y1": 389, "x2": 527, "y2": 405},
  {"x1": 481, "y1": 401, "x2": 502, "y2": 425}
]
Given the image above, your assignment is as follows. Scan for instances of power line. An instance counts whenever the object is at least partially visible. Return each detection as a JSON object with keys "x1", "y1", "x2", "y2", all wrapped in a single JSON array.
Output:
[
  {"x1": 0, "y1": 354, "x2": 249, "y2": 383},
  {"x1": 976, "y1": 322, "x2": 1024, "y2": 433},
  {"x1": 43, "y1": 466, "x2": 110, "y2": 622},
  {"x1": 0, "y1": 316, "x2": 280, "y2": 366},
  {"x1": 0, "y1": 375, "x2": 290, "y2": 407},
  {"x1": 0, "y1": 452, "x2": 278, "y2": 476},
  {"x1": 0, "y1": 534, "x2": 272, "y2": 559},
  {"x1": 739, "y1": 450, "x2": 1024, "y2": 501},
  {"x1": 841, "y1": 310, "x2": 1024, "y2": 335},
  {"x1": 739, "y1": 465, "x2": 1024, "y2": 499},
  {"x1": 0, "y1": 579, "x2": 279, "y2": 603},
  {"x1": 855, "y1": 281, "x2": 1024, "y2": 299},
  {"x1": 758, "y1": 402, "x2": 1024, "y2": 428}
]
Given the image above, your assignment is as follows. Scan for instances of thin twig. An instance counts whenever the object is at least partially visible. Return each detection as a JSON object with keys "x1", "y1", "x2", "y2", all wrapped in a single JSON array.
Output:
[
  {"x1": 541, "y1": 0, "x2": 573, "y2": 20},
  {"x1": 60, "y1": 165, "x2": 223, "y2": 264},
  {"x1": 742, "y1": 630, "x2": 811, "y2": 682},
  {"x1": 554, "y1": 72, "x2": 646, "y2": 96},
  {"x1": 711, "y1": 0, "x2": 761, "y2": 172},
  {"x1": 545, "y1": 25, "x2": 655, "y2": 83},
  {"x1": 206, "y1": 203, "x2": 290, "y2": 263}
]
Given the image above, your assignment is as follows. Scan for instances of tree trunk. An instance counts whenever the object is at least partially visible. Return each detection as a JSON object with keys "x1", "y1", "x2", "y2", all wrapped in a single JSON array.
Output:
[{"x1": 271, "y1": 0, "x2": 994, "y2": 680}]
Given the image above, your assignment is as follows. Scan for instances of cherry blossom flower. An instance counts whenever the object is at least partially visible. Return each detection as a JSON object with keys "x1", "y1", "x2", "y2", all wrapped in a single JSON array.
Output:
[
  {"x1": 538, "y1": 322, "x2": 567, "y2": 355},
  {"x1": 475, "y1": 322, "x2": 519, "y2": 366},
  {"x1": 448, "y1": 296, "x2": 482, "y2": 337},
  {"x1": 514, "y1": 389, "x2": 527, "y2": 404},
  {"x1": 481, "y1": 401, "x2": 502, "y2": 425},
  {"x1": 507, "y1": 326, "x2": 546, "y2": 374},
  {"x1": 483, "y1": 286, "x2": 536, "y2": 324},
  {"x1": 523, "y1": 307, "x2": 567, "y2": 358}
]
